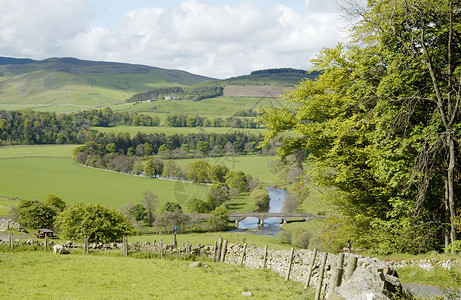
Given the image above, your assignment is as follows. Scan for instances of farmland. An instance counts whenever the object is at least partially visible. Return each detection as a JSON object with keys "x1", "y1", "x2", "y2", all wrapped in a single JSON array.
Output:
[{"x1": 0, "y1": 145, "x2": 284, "y2": 212}]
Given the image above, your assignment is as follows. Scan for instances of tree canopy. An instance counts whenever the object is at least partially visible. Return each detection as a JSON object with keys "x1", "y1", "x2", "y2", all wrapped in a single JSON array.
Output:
[{"x1": 260, "y1": 0, "x2": 461, "y2": 254}]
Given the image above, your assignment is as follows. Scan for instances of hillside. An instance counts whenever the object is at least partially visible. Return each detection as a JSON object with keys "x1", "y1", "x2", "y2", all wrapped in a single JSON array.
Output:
[
  {"x1": 0, "y1": 57, "x2": 214, "y2": 109},
  {"x1": 126, "y1": 68, "x2": 317, "y2": 102}
]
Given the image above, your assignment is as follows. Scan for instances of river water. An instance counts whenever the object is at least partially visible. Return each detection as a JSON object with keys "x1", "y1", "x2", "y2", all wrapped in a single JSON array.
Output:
[{"x1": 229, "y1": 187, "x2": 288, "y2": 236}]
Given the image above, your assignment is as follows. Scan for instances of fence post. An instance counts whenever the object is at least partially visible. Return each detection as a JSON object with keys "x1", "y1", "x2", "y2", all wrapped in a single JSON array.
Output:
[
  {"x1": 286, "y1": 247, "x2": 295, "y2": 281},
  {"x1": 216, "y1": 238, "x2": 222, "y2": 262},
  {"x1": 220, "y1": 239, "x2": 228, "y2": 262},
  {"x1": 344, "y1": 255, "x2": 358, "y2": 281},
  {"x1": 328, "y1": 253, "x2": 345, "y2": 294},
  {"x1": 9, "y1": 232, "x2": 13, "y2": 250},
  {"x1": 315, "y1": 252, "x2": 328, "y2": 300},
  {"x1": 186, "y1": 241, "x2": 190, "y2": 256},
  {"x1": 304, "y1": 248, "x2": 317, "y2": 289},
  {"x1": 84, "y1": 237, "x2": 89, "y2": 254},
  {"x1": 262, "y1": 245, "x2": 268, "y2": 269},
  {"x1": 240, "y1": 243, "x2": 247, "y2": 266},
  {"x1": 123, "y1": 236, "x2": 128, "y2": 256},
  {"x1": 159, "y1": 240, "x2": 163, "y2": 259},
  {"x1": 213, "y1": 240, "x2": 217, "y2": 261},
  {"x1": 45, "y1": 235, "x2": 49, "y2": 251}
]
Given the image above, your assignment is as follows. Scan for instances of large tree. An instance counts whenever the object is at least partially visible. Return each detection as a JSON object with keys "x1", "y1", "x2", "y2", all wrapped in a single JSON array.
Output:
[{"x1": 260, "y1": 0, "x2": 461, "y2": 253}]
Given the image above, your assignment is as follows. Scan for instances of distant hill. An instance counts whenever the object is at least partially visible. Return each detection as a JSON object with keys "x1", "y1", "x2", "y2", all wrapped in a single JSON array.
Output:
[
  {"x1": 126, "y1": 68, "x2": 318, "y2": 102},
  {"x1": 0, "y1": 56, "x2": 214, "y2": 108}
]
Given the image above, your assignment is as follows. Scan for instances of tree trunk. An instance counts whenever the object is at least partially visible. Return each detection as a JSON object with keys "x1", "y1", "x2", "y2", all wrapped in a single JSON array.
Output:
[
  {"x1": 447, "y1": 135, "x2": 457, "y2": 252},
  {"x1": 444, "y1": 178, "x2": 450, "y2": 252}
]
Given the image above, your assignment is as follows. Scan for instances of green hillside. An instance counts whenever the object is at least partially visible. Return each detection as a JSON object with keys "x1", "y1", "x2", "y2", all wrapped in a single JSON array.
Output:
[{"x1": 0, "y1": 57, "x2": 214, "y2": 109}]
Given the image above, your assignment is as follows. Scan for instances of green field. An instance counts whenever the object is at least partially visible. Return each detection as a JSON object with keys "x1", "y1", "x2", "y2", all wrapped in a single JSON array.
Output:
[
  {"x1": 0, "y1": 145, "x2": 208, "y2": 212},
  {"x1": 0, "y1": 251, "x2": 312, "y2": 299},
  {"x1": 112, "y1": 96, "x2": 285, "y2": 117},
  {"x1": 0, "y1": 146, "x2": 281, "y2": 214},
  {"x1": 94, "y1": 125, "x2": 267, "y2": 136}
]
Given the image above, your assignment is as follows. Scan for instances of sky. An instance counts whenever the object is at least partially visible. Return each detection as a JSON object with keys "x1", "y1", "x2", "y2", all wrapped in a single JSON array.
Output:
[{"x1": 0, "y1": 0, "x2": 350, "y2": 78}]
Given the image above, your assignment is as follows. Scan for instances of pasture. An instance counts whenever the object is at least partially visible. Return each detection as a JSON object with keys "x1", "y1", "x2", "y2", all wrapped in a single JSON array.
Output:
[
  {"x1": 0, "y1": 145, "x2": 281, "y2": 214},
  {"x1": 0, "y1": 145, "x2": 208, "y2": 211},
  {"x1": 0, "y1": 251, "x2": 312, "y2": 299}
]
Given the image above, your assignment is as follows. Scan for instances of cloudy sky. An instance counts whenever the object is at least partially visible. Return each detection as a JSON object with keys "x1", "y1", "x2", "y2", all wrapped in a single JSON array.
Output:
[{"x1": 0, "y1": 0, "x2": 350, "y2": 78}]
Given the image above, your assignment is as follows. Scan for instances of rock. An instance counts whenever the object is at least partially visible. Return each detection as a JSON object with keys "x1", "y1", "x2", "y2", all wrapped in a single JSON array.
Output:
[
  {"x1": 241, "y1": 292, "x2": 252, "y2": 296},
  {"x1": 189, "y1": 262, "x2": 208, "y2": 268}
]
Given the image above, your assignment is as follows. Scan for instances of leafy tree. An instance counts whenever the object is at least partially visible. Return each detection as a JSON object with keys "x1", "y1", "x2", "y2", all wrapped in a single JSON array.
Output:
[
  {"x1": 259, "y1": 0, "x2": 461, "y2": 253},
  {"x1": 121, "y1": 203, "x2": 148, "y2": 222},
  {"x1": 187, "y1": 198, "x2": 212, "y2": 213},
  {"x1": 206, "y1": 183, "x2": 230, "y2": 209},
  {"x1": 208, "y1": 164, "x2": 229, "y2": 183},
  {"x1": 187, "y1": 160, "x2": 211, "y2": 183},
  {"x1": 162, "y1": 160, "x2": 183, "y2": 179},
  {"x1": 250, "y1": 187, "x2": 270, "y2": 212},
  {"x1": 208, "y1": 206, "x2": 229, "y2": 231},
  {"x1": 55, "y1": 203, "x2": 135, "y2": 243},
  {"x1": 143, "y1": 190, "x2": 158, "y2": 226},
  {"x1": 144, "y1": 158, "x2": 163, "y2": 178},
  {"x1": 154, "y1": 209, "x2": 190, "y2": 233},
  {"x1": 159, "y1": 201, "x2": 182, "y2": 214},
  {"x1": 18, "y1": 200, "x2": 57, "y2": 229},
  {"x1": 225, "y1": 171, "x2": 249, "y2": 193},
  {"x1": 42, "y1": 195, "x2": 67, "y2": 212}
]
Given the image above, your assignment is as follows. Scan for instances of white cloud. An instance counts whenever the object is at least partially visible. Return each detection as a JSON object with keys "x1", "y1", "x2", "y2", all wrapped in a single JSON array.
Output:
[{"x1": 0, "y1": 0, "x2": 349, "y2": 78}]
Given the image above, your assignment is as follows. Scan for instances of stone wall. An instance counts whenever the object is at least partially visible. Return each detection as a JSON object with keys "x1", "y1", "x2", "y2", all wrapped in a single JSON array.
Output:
[{"x1": 0, "y1": 219, "x2": 24, "y2": 232}]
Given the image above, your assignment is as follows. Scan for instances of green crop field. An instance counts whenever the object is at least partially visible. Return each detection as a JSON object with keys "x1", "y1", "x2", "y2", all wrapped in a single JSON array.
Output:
[
  {"x1": 0, "y1": 251, "x2": 312, "y2": 299},
  {"x1": 93, "y1": 125, "x2": 267, "y2": 136}
]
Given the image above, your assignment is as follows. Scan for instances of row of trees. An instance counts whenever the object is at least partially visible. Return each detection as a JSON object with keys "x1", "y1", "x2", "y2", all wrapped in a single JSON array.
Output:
[
  {"x1": 260, "y1": 0, "x2": 461, "y2": 254},
  {"x1": 126, "y1": 85, "x2": 223, "y2": 103},
  {"x1": 165, "y1": 114, "x2": 261, "y2": 129},
  {"x1": 0, "y1": 108, "x2": 159, "y2": 145}
]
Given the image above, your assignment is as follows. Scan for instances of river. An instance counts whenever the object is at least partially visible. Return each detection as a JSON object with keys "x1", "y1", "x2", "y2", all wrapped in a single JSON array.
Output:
[{"x1": 230, "y1": 187, "x2": 288, "y2": 236}]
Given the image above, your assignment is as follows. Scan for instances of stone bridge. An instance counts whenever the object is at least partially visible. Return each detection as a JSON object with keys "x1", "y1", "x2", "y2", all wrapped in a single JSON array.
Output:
[{"x1": 228, "y1": 212, "x2": 317, "y2": 226}]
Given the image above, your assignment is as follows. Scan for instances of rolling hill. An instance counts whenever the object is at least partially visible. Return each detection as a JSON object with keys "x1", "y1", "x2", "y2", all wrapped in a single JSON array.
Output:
[{"x1": 0, "y1": 57, "x2": 214, "y2": 109}]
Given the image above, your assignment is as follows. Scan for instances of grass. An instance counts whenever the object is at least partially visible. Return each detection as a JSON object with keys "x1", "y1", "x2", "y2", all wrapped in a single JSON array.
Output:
[
  {"x1": 0, "y1": 146, "x2": 280, "y2": 213},
  {"x1": 0, "y1": 251, "x2": 312, "y2": 299},
  {"x1": 397, "y1": 266, "x2": 461, "y2": 289},
  {"x1": 0, "y1": 145, "x2": 208, "y2": 211},
  {"x1": 111, "y1": 96, "x2": 286, "y2": 118}
]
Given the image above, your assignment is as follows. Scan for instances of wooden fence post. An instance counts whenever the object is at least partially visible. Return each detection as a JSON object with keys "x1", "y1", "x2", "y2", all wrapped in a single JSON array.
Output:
[
  {"x1": 240, "y1": 243, "x2": 247, "y2": 266},
  {"x1": 262, "y1": 245, "x2": 268, "y2": 269},
  {"x1": 304, "y1": 248, "x2": 317, "y2": 289},
  {"x1": 216, "y1": 238, "x2": 222, "y2": 262},
  {"x1": 344, "y1": 255, "x2": 358, "y2": 281},
  {"x1": 315, "y1": 252, "x2": 328, "y2": 300},
  {"x1": 159, "y1": 240, "x2": 163, "y2": 259},
  {"x1": 186, "y1": 241, "x2": 190, "y2": 256},
  {"x1": 123, "y1": 236, "x2": 128, "y2": 256},
  {"x1": 220, "y1": 239, "x2": 228, "y2": 262},
  {"x1": 9, "y1": 232, "x2": 13, "y2": 250},
  {"x1": 213, "y1": 240, "x2": 217, "y2": 261},
  {"x1": 45, "y1": 235, "x2": 49, "y2": 251},
  {"x1": 286, "y1": 247, "x2": 295, "y2": 281},
  {"x1": 328, "y1": 253, "x2": 345, "y2": 294},
  {"x1": 84, "y1": 237, "x2": 89, "y2": 254}
]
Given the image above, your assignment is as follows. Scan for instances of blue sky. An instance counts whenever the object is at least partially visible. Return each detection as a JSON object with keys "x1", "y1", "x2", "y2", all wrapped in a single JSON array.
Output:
[{"x1": 0, "y1": 0, "x2": 348, "y2": 78}]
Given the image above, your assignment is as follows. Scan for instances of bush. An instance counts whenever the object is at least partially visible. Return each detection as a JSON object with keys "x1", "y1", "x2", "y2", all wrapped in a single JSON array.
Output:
[
  {"x1": 293, "y1": 230, "x2": 312, "y2": 249},
  {"x1": 276, "y1": 231, "x2": 291, "y2": 244}
]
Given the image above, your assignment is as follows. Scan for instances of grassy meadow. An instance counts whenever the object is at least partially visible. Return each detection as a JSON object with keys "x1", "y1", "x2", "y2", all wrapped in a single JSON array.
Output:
[
  {"x1": 0, "y1": 145, "x2": 283, "y2": 215},
  {"x1": 0, "y1": 145, "x2": 208, "y2": 212},
  {"x1": 0, "y1": 251, "x2": 312, "y2": 299}
]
